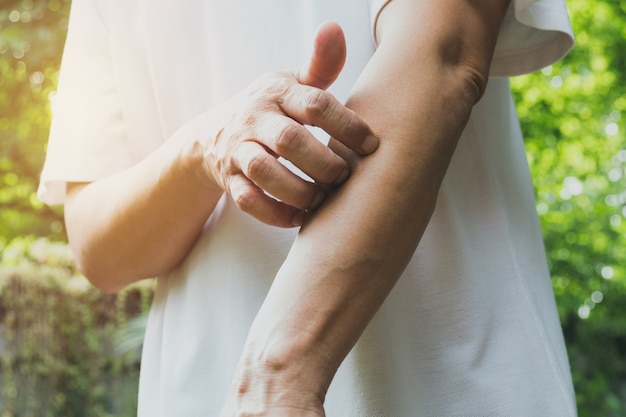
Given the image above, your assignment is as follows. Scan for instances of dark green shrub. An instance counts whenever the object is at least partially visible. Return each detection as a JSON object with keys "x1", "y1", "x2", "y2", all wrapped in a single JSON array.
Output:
[{"x1": 0, "y1": 237, "x2": 153, "y2": 417}]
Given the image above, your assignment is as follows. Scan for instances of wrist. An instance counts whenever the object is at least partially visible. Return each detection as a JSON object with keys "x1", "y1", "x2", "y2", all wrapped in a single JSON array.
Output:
[
  {"x1": 225, "y1": 326, "x2": 335, "y2": 413},
  {"x1": 170, "y1": 108, "x2": 225, "y2": 198},
  {"x1": 179, "y1": 136, "x2": 222, "y2": 194}
]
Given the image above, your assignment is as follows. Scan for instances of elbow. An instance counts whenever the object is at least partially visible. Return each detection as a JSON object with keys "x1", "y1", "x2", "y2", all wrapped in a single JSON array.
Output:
[
  {"x1": 68, "y1": 236, "x2": 137, "y2": 294},
  {"x1": 69, "y1": 235, "x2": 159, "y2": 294},
  {"x1": 437, "y1": 32, "x2": 494, "y2": 105},
  {"x1": 72, "y1": 250, "x2": 126, "y2": 294},
  {"x1": 433, "y1": 60, "x2": 490, "y2": 114},
  {"x1": 65, "y1": 221, "x2": 135, "y2": 294},
  {"x1": 455, "y1": 63, "x2": 489, "y2": 104}
]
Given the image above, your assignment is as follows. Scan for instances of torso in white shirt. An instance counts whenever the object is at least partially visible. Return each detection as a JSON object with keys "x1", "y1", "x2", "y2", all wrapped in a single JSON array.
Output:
[{"x1": 40, "y1": 1, "x2": 577, "y2": 415}]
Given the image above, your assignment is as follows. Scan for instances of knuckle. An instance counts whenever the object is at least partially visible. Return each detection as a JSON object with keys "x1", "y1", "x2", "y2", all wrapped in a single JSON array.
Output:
[
  {"x1": 247, "y1": 75, "x2": 292, "y2": 108},
  {"x1": 322, "y1": 158, "x2": 348, "y2": 184},
  {"x1": 303, "y1": 89, "x2": 332, "y2": 119},
  {"x1": 220, "y1": 148, "x2": 240, "y2": 177},
  {"x1": 234, "y1": 193, "x2": 254, "y2": 214},
  {"x1": 232, "y1": 185, "x2": 256, "y2": 214},
  {"x1": 274, "y1": 123, "x2": 301, "y2": 154},
  {"x1": 290, "y1": 185, "x2": 316, "y2": 210},
  {"x1": 263, "y1": 78, "x2": 292, "y2": 101},
  {"x1": 341, "y1": 115, "x2": 359, "y2": 137},
  {"x1": 245, "y1": 153, "x2": 273, "y2": 179},
  {"x1": 242, "y1": 111, "x2": 258, "y2": 128},
  {"x1": 340, "y1": 112, "x2": 367, "y2": 140}
]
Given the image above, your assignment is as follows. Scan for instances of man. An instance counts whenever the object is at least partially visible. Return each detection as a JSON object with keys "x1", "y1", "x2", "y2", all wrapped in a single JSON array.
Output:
[{"x1": 40, "y1": 0, "x2": 576, "y2": 415}]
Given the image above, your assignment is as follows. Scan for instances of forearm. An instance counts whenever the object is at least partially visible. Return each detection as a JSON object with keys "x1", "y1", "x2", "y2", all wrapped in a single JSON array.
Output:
[
  {"x1": 241, "y1": 57, "x2": 477, "y2": 397},
  {"x1": 65, "y1": 111, "x2": 223, "y2": 293},
  {"x1": 228, "y1": 0, "x2": 510, "y2": 408}
]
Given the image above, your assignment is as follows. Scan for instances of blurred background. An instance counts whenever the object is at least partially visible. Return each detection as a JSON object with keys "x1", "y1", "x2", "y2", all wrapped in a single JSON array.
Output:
[{"x1": 1, "y1": 0, "x2": 625, "y2": 416}]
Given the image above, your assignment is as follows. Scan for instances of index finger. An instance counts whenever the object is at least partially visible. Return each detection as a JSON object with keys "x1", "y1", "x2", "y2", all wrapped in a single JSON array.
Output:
[{"x1": 277, "y1": 84, "x2": 378, "y2": 155}]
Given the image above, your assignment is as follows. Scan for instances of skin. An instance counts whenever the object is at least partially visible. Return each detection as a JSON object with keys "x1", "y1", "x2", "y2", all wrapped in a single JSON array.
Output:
[
  {"x1": 64, "y1": 23, "x2": 377, "y2": 293},
  {"x1": 219, "y1": 0, "x2": 512, "y2": 416}
]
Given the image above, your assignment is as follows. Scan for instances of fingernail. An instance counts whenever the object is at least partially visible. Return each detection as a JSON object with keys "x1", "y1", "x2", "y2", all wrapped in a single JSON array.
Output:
[
  {"x1": 311, "y1": 191, "x2": 325, "y2": 210},
  {"x1": 362, "y1": 135, "x2": 379, "y2": 154},
  {"x1": 292, "y1": 211, "x2": 305, "y2": 227}
]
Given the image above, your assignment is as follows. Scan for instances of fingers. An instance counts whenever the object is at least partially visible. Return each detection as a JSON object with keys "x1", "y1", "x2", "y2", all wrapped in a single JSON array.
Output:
[
  {"x1": 255, "y1": 116, "x2": 350, "y2": 185},
  {"x1": 292, "y1": 21, "x2": 378, "y2": 155},
  {"x1": 208, "y1": 21, "x2": 379, "y2": 228},
  {"x1": 277, "y1": 84, "x2": 378, "y2": 155},
  {"x1": 236, "y1": 141, "x2": 328, "y2": 211},
  {"x1": 228, "y1": 174, "x2": 308, "y2": 228},
  {"x1": 296, "y1": 21, "x2": 346, "y2": 90},
  {"x1": 223, "y1": 81, "x2": 376, "y2": 228}
]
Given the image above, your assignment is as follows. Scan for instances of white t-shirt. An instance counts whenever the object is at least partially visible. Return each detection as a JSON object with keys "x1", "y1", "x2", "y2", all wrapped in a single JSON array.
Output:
[{"x1": 40, "y1": 1, "x2": 576, "y2": 416}]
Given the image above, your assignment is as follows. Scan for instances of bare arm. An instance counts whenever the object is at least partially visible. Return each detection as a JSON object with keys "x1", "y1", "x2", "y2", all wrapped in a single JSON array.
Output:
[
  {"x1": 63, "y1": 24, "x2": 377, "y2": 293},
  {"x1": 221, "y1": 0, "x2": 511, "y2": 415}
]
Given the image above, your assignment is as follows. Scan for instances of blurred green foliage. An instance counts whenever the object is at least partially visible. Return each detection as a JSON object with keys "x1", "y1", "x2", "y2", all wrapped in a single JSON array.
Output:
[
  {"x1": 0, "y1": 0, "x2": 625, "y2": 415},
  {"x1": 511, "y1": 0, "x2": 626, "y2": 415},
  {"x1": 0, "y1": 237, "x2": 152, "y2": 416},
  {"x1": 0, "y1": 0, "x2": 68, "y2": 248}
]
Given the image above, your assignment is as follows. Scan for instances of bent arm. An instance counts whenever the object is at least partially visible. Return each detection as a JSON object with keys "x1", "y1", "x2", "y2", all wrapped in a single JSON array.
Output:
[
  {"x1": 225, "y1": 0, "x2": 510, "y2": 412},
  {"x1": 64, "y1": 24, "x2": 377, "y2": 293},
  {"x1": 64, "y1": 113, "x2": 224, "y2": 293}
]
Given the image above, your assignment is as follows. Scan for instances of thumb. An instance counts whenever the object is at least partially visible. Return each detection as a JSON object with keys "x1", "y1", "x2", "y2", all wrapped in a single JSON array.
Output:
[{"x1": 296, "y1": 21, "x2": 347, "y2": 90}]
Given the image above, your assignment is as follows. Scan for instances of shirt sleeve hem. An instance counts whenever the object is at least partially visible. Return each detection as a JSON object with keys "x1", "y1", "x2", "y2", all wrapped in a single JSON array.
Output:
[
  {"x1": 491, "y1": 31, "x2": 573, "y2": 77},
  {"x1": 38, "y1": 157, "x2": 132, "y2": 206},
  {"x1": 369, "y1": 0, "x2": 393, "y2": 47}
]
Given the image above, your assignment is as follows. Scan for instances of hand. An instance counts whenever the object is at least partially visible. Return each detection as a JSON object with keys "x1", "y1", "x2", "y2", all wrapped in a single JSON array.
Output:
[{"x1": 201, "y1": 22, "x2": 377, "y2": 227}]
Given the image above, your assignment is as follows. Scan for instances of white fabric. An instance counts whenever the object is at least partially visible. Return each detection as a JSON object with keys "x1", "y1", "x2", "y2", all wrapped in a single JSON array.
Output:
[
  {"x1": 368, "y1": 0, "x2": 574, "y2": 76},
  {"x1": 39, "y1": 0, "x2": 577, "y2": 416}
]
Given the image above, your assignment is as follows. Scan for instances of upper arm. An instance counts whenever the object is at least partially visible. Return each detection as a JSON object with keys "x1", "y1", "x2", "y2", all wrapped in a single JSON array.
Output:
[
  {"x1": 332, "y1": 0, "x2": 511, "y2": 153},
  {"x1": 374, "y1": 0, "x2": 511, "y2": 100}
]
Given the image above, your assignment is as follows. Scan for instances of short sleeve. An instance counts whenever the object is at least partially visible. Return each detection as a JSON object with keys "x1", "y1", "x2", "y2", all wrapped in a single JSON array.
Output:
[
  {"x1": 368, "y1": 0, "x2": 574, "y2": 77},
  {"x1": 38, "y1": 0, "x2": 133, "y2": 205},
  {"x1": 491, "y1": 0, "x2": 574, "y2": 76},
  {"x1": 369, "y1": 0, "x2": 392, "y2": 44}
]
